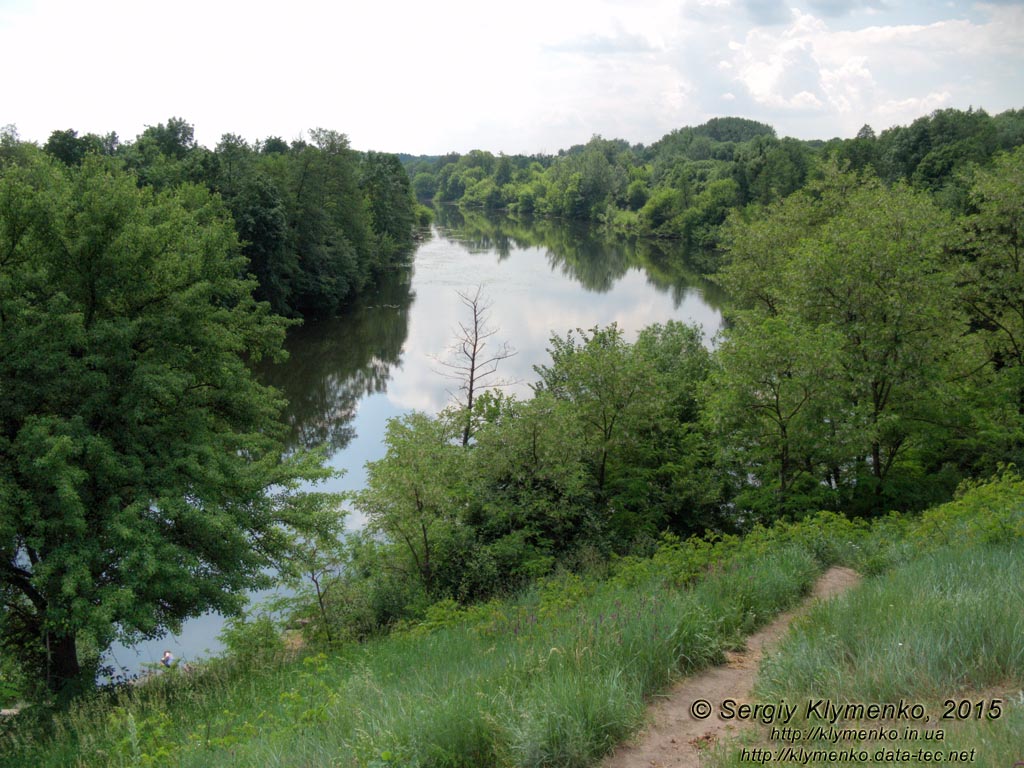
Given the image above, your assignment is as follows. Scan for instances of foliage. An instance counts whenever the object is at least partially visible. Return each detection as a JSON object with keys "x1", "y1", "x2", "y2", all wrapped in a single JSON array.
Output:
[
  {"x1": 6, "y1": 101, "x2": 1024, "y2": 739},
  {"x1": 3, "y1": 513, "x2": 828, "y2": 768},
  {"x1": 355, "y1": 412, "x2": 470, "y2": 597},
  {"x1": 401, "y1": 108, "x2": 1024, "y2": 254},
  {"x1": 218, "y1": 611, "x2": 288, "y2": 668},
  {"x1": 712, "y1": 165, "x2": 971, "y2": 516},
  {"x1": 0, "y1": 149, "x2": 340, "y2": 699},
  {"x1": 7, "y1": 472, "x2": 1024, "y2": 765},
  {"x1": 26, "y1": 118, "x2": 420, "y2": 320},
  {"x1": 957, "y1": 147, "x2": 1024, "y2": 457}
]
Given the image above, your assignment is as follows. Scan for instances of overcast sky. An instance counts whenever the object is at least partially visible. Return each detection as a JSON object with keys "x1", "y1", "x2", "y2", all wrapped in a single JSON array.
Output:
[{"x1": 1, "y1": 0, "x2": 1021, "y2": 155}]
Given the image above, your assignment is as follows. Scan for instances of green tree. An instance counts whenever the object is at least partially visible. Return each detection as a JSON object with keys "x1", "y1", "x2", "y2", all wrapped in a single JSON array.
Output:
[
  {"x1": 141, "y1": 116, "x2": 197, "y2": 160},
  {"x1": 612, "y1": 321, "x2": 716, "y2": 536},
  {"x1": 43, "y1": 129, "x2": 107, "y2": 167},
  {"x1": 232, "y1": 173, "x2": 295, "y2": 315},
  {"x1": 715, "y1": 166, "x2": 965, "y2": 514},
  {"x1": 956, "y1": 146, "x2": 1024, "y2": 466},
  {"x1": 273, "y1": 129, "x2": 374, "y2": 316},
  {"x1": 354, "y1": 413, "x2": 467, "y2": 597},
  {"x1": 360, "y1": 151, "x2": 416, "y2": 261},
  {"x1": 534, "y1": 325, "x2": 652, "y2": 498},
  {"x1": 706, "y1": 316, "x2": 844, "y2": 519},
  {"x1": 960, "y1": 146, "x2": 1024, "y2": 372},
  {"x1": 0, "y1": 152, "x2": 337, "y2": 699},
  {"x1": 467, "y1": 390, "x2": 591, "y2": 573}
]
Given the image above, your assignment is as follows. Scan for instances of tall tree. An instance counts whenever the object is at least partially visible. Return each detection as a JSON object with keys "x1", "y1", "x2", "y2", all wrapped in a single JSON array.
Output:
[
  {"x1": 534, "y1": 324, "x2": 654, "y2": 499},
  {"x1": 960, "y1": 146, "x2": 1024, "y2": 373},
  {"x1": 360, "y1": 151, "x2": 415, "y2": 261},
  {"x1": 0, "y1": 151, "x2": 337, "y2": 699},
  {"x1": 714, "y1": 166, "x2": 965, "y2": 514},
  {"x1": 706, "y1": 316, "x2": 845, "y2": 518},
  {"x1": 354, "y1": 413, "x2": 467, "y2": 596}
]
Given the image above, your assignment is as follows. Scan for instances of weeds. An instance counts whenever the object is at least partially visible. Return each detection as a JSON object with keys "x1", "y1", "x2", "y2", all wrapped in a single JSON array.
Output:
[{"x1": 7, "y1": 470, "x2": 1023, "y2": 767}]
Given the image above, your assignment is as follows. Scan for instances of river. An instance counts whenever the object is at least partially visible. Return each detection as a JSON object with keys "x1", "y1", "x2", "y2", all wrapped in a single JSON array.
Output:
[{"x1": 105, "y1": 207, "x2": 726, "y2": 675}]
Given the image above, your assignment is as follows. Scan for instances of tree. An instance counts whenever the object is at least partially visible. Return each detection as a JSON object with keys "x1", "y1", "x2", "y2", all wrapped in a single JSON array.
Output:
[
  {"x1": 705, "y1": 316, "x2": 845, "y2": 519},
  {"x1": 714, "y1": 165, "x2": 966, "y2": 514},
  {"x1": 360, "y1": 151, "x2": 416, "y2": 261},
  {"x1": 856, "y1": 124, "x2": 877, "y2": 141},
  {"x1": 43, "y1": 129, "x2": 94, "y2": 166},
  {"x1": 0, "y1": 151, "x2": 338, "y2": 699},
  {"x1": 466, "y1": 390, "x2": 592, "y2": 572},
  {"x1": 435, "y1": 286, "x2": 516, "y2": 446},
  {"x1": 960, "y1": 146, "x2": 1024, "y2": 373},
  {"x1": 354, "y1": 413, "x2": 467, "y2": 596},
  {"x1": 955, "y1": 147, "x2": 1024, "y2": 467},
  {"x1": 275, "y1": 129, "x2": 375, "y2": 316},
  {"x1": 534, "y1": 324, "x2": 654, "y2": 498},
  {"x1": 231, "y1": 172, "x2": 295, "y2": 315},
  {"x1": 141, "y1": 116, "x2": 197, "y2": 160}
]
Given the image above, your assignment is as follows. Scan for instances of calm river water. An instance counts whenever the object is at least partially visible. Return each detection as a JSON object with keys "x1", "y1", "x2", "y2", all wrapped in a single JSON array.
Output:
[{"x1": 107, "y1": 208, "x2": 726, "y2": 674}]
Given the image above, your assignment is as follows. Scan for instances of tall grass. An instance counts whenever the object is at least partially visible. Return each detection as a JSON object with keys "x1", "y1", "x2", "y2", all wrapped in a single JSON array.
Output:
[
  {"x1": 1, "y1": 546, "x2": 818, "y2": 768},
  {"x1": 760, "y1": 542, "x2": 1024, "y2": 702},
  {"x1": 705, "y1": 541, "x2": 1024, "y2": 768}
]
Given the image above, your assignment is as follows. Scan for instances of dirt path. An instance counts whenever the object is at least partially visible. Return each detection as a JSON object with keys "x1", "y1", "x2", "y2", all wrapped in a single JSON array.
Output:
[{"x1": 600, "y1": 566, "x2": 861, "y2": 768}]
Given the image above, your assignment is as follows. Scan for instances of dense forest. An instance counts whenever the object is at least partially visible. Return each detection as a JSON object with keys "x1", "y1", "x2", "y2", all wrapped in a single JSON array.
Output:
[
  {"x1": 404, "y1": 108, "x2": 1024, "y2": 251},
  {"x1": 7, "y1": 118, "x2": 423, "y2": 318},
  {"x1": 1, "y1": 107, "x2": 1023, "y2": 714},
  {"x1": 0, "y1": 119, "x2": 422, "y2": 702}
]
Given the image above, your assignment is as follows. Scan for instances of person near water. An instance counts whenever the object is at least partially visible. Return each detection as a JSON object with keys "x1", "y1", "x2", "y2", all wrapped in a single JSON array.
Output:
[{"x1": 161, "y1": 650, "x2": 174, "y2": 668}]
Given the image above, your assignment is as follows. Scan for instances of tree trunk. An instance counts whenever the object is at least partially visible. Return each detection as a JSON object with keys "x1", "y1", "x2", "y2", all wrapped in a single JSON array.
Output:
[{"x1": 48, "y1": 632, "x2": 82, "y2": 696}]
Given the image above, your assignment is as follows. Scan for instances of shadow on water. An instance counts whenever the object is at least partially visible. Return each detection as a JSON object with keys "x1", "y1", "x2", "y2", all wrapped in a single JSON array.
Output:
[
  {"x1": 431, "y1": 204, "x2": 728, "y2": 309},
  {"x1": 255, "y1": 268, "x2": 414, "y2": 453}
]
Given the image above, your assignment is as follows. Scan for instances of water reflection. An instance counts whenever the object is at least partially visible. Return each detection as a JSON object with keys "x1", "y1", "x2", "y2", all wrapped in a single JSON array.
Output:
[
  {"x1": 260, "y1": 209, "x2": 727, "y2": 452},
  {"x1": 256, "y1": 268, "x2": 414, "y2": 453},
  {"x1": 432, "y1": 205, "x2": 728, "y2": 307},
  {"x1": 110, "y1": 208, "x2": 728, "y2": 669}
]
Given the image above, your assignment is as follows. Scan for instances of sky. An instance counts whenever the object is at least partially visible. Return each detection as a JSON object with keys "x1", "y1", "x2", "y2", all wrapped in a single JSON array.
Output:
[{"x1": 1, "y1": 0, "x2": 1022, "y2": 156}]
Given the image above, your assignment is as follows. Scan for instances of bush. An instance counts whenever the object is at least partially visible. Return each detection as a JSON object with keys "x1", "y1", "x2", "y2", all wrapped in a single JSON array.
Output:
[{"x1": 217, "y1": 611, "x2": 287, "y2": 668}]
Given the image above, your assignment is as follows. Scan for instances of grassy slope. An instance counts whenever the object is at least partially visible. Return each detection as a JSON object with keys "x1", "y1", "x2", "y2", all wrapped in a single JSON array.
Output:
[
  {"x1": 1, "y1": 545, "x2": 820, "y2": 768},
  {"x1": 4, "y1": 472, "x2": 1022, "y2": 767},
  {"x1": 705, "y1": 480, "x2": 1024, "y2": 768}
]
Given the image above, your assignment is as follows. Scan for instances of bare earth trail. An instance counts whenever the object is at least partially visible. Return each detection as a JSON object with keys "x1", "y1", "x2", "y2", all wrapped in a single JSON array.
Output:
[{"x1": 600, "y1": 566, "x2": 862, "y2": 768}]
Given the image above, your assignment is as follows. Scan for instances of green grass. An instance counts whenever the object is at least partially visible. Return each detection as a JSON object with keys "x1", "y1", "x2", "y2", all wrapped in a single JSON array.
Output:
[
  {"x1": 706, "y1": 541, "x2": 1024, "y2": 768},
  {"x1": 9, "y1": 470, "x2": 1023, "y2": 767},
  {"x1": 760, "y1": 544, "x2": 1024, "y2": 701},
  {"x1": 0, "y1": 546, "x2": 819, "y2": 768}
]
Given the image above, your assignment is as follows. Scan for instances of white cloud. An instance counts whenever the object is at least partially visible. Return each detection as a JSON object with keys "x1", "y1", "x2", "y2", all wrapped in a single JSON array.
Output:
[
  {"x1": 0, "y1": 0, "x2": 1020, "y2": 151},
  {"x1": 717, "y1": 4, "x2": 1023, "y2": 138}
]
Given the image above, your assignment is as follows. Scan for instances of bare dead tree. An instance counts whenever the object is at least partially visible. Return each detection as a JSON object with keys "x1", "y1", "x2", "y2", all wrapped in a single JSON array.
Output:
[{"x1": 434, "y1": 285, "x2": 516, "y2": 446}]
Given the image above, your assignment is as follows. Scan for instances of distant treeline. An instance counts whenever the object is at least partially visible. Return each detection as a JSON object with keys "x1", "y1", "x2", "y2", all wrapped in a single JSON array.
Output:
[
  {"x1": 322, "y1": 145, "x2": 1024, "y2": 635},
  {"x1": 402, "y1": 109, "x2": 1024, "y2": 249},
  {"x1": 9, "y1": 119, "x2": 423, "y2": 318}
]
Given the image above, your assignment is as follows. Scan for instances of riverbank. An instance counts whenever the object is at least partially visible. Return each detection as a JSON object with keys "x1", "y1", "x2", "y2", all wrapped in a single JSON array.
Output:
[{"x1": 4, "y1": 471, "x2": 1022, "y2": 767}]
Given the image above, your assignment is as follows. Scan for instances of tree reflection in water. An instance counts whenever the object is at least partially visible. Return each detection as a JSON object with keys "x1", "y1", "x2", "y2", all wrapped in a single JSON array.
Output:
[
  {"x1": 432, "y1": 205, "x2": 728, "y2": 307},
  {"x1": 256, "y1": 207, "x2": 728, "y2": 457},
  {"x1": 256, "y1": 267, "x2": 414, "y2": 453}
]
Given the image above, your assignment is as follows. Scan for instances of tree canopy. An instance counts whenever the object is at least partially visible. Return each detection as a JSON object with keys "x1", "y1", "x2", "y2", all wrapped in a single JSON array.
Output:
[
  {"x1": 0, "y1": 150, "x2": 338, "y2": 698},
  {"x1": 34, "y1": 118, "x2": 422, "y2": 320},
  {"x1": 402, "y1": 107, "x2": 1024, "y2": 254}
]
